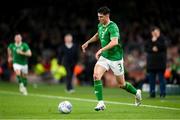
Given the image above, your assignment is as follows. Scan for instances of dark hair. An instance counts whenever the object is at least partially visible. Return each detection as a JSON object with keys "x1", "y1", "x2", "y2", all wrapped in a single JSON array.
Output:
[
  {"x1": 150, "y1": 26, "x2": 160, "y2": 32},
  {"x1": 14, "y1": 31, "x2": 21, "y2": 36},
  {"x1": 97, "y1": 6, "x2": 110, "y2": 15}
]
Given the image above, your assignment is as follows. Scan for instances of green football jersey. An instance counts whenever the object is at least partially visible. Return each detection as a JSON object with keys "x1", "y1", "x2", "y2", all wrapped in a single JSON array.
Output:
[
  {"x1": 98, "y1": 21, "x2": 123, "y2": 61},
  {"x1": 8, "y1": 42, "x2": 30, "y2": 65}
]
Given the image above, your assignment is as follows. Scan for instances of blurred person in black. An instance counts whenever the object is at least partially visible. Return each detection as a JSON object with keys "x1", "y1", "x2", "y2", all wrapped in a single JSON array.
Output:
[
  {"x1": 57, "y1": 33, "x2": 79, "y2": 93},
  {"x1": 145, "y1": 26, "x2": 167, "y2": 98}
]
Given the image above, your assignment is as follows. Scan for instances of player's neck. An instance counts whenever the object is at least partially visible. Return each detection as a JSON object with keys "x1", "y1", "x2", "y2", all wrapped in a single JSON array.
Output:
[
  {"x1": 103, "y1": 19, "x2": 111, "y2": 26},
  {"x1": 15, "y1": 42, "x2": 22, "y2": 46}
]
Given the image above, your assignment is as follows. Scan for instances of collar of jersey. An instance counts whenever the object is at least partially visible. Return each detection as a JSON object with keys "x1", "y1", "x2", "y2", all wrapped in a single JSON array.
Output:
[
  {"x1": 103, "y1": 21, "x2": 112, "y2": 27},
  {"x1": 15, "y1": 42, "x2": 22, "y2": 47}
]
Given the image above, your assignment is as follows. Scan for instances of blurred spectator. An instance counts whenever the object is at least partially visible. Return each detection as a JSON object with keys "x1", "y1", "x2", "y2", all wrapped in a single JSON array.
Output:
[
  {"x1": 50, "y1": 58, "x2": 67, "y2": 82},
  {"x1": 83, "y1": 46, "x2": 97, "y2": 85},
  {"x1": 34, "y1": 57, "x2": 52, "y2": 82},
  {"x1": 145, "y1": 26, "x2": 167, "y2": 98},
  {"x1": 171, "y1": 49, "x2": 180, "y2": 84},
  {"x1": 57, "y1": 33, "x2": 79, "y2": 93},
  {"x1": 34, "y1": 57, "x2": 67, "y2": 84},
  {"x1": 0, "y1": 0, "x2": 179, "y2": 89},
  {"x1": 125, "y1": 50, "x2": 146, "y2": 89},
  {"x1": 0, "y1": 57, "x2": 11, "y2": 81}
]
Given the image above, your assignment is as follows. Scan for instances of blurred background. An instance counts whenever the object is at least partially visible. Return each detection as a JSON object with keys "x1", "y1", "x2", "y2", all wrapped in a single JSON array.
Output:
[{"x1": 0, "y1": 0, "x2": 179, "y2": 93}]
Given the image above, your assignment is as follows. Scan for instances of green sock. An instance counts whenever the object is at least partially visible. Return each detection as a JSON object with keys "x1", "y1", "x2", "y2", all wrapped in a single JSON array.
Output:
[
  {"x1": 122, "y1": 82, "x2": 137, "y2": 95},
  {"x1": 17, "y1": 76, "x2": 22, "y2": 84},
  {"x1": 94, "y1": 80, "x2": 103, "y2": 101},
  {"x1": 21, "y1": 77, "x2": 28, "y2": 87}
]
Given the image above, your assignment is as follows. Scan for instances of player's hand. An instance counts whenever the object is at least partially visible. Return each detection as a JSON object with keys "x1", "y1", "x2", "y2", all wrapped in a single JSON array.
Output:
[
  {"x1": 152, "y1": 46, "x2": 158, "y2": 52},
  {"x1": 95, "y1": 49, "x2": 102, "y2": 59},
  {"x1": 16, "y1": 49, "x2": 24, "y2": 55},
  {"x1": 82, "y1": 42, "x2": 89, "y2": 53}
]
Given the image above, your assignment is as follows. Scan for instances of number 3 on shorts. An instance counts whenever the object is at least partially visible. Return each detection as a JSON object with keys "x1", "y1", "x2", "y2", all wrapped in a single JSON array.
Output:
[{"x1": 118, "y1": 63, "x2": 122, "y2": 72}]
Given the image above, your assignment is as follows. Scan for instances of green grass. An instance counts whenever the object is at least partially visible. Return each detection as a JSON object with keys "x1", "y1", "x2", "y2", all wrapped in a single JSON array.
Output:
[{"x1": 0, "y1": 81, "x2": 180, "y2": 119}]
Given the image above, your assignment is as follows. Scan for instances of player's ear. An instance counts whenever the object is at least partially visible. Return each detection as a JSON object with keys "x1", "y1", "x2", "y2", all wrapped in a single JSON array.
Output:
[{"x1": 106, "y1": 14, "x2": 110, "y2": 18}]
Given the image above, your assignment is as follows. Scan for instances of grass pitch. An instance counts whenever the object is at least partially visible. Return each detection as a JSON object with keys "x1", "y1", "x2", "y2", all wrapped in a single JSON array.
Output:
[{"x1": 0, "y1": 81, "x2": 180, "y2": 119}]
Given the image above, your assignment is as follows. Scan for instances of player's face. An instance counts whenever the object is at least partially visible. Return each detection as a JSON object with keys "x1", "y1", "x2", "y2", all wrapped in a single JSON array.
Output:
[
  {"x1": 98, "y1": 13, "x2": 108, "y2": 24},
  {"x1": 14, "y1": 34, "x2": 22, "y2": 43}
]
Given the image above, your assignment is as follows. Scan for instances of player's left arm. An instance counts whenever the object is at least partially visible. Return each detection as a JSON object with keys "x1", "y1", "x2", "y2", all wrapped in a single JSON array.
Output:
[
  {"x1": 101, "y1": 37, "x2": 118, "y2": 52},
  {"x1": 95, "y1": 25, "x2": 119, "y2": 59},
  {"x1": 7, "y1": 46, "x2": 13, "y2": 63},
  {"x1": 95, "y1": 37, "x2": 118, "y2": 59}
]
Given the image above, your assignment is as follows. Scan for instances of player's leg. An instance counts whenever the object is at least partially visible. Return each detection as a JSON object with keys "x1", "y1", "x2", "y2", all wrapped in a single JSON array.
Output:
[
  {"x1": 20, "y1": 64, "x2": 29, "y2": 95},
  {"x1": 116, "y1": 75, "x2": 137, "y2": 94},
  {"x1": 21, "y1": 75, "x2": 27, "y2": 87},
  {"x1": 13, "y1": 64, "x2": 22, "y2": 83},
  {"x1": 13, "y1": 64, "x2": 24, "y2": 93},
  {"x1": 115, "y1": 75, "x2": 142, "y2": 106},
  {"x1": 15, "y1": 69, "x2": 22, "y2": 84},
  {"x1": 15, "y1": 69, "x2": 25, "y2": 93},
  {"x1": 93, "y1": 56, "x2": 109, "y2": 111},
  {"x1": 93, "y1": 64, "x2": 107, "y2": 111},
  {"x1": 110, "y1": 59, "x2": 142, "y2": 106},
  {"x1": 21, "y1": 73, "x2": 28, "y2": 95}
]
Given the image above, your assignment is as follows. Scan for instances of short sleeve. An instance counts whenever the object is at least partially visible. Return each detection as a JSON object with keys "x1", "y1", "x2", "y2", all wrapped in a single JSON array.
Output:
[
  {"x1": 8, "y1": 43, "x2": 12, "y2": 50},
  {"x1": 109, "y1": 24, "x2": 120, "y2": 40},
  {"x1": 24, "y1": 43, "x2": 30, "y2": 51}
]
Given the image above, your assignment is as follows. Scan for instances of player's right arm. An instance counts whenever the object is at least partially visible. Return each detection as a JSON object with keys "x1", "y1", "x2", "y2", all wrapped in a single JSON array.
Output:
[
  {"x1": 7, "y1": 47, "x2": 12, "y2": 63},
  {"x1": 16, "y1": 43, "x2": 32, "y2": 57},
  {"x1": 82, "y1": 32, "x2": 99, "y2": 53},
  {"x1": 16, "y1": 49, "x2": 32, "y2": 57}
]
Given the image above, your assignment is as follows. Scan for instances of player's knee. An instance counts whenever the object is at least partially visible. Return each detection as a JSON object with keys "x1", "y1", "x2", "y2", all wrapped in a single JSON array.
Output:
[
  {"x1": 22, "y1": 73, "x2": 27, "y2": 78},
  {"x1": 116, "y1": 75, "x2": 126, "y2": 88},
  {"x1": 15, "y1": 70, "x2": 21, "y2": 76},
  {"x1": 118, "y1": 83, "x2": 125, "y2": 88},
  {"x1": 93, "y1": 73, "x2": 101, "y2": 80},
  {"x1": 117, "y1": 81, "x2": 126, "y2": 88}
]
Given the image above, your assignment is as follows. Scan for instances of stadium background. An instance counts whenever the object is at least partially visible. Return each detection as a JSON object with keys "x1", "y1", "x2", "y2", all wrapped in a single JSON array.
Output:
[
  {"x1": 0, "y1": 0, "x2": 179, "y2": 88},
  {"x1": 0, "y1": 0, "x2": 180, "y2": 119}
]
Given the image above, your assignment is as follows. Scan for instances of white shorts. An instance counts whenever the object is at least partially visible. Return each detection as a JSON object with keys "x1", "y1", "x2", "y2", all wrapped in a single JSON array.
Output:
[
  {"x1": 13, "y1": 63, "x2": 28, "y2": 74},
  {"x1": 96, "y1": 56, "x2": 124, "y2": 76}
]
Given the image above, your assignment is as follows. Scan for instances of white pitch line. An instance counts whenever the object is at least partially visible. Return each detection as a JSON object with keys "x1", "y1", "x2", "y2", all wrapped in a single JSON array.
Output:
[{"x1": 0, "y1": 90, "x2": 180, "y2": 111}]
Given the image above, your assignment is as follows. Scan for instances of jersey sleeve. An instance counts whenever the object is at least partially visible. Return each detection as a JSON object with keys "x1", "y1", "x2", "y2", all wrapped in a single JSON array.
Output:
[
  {"x1": 8, "y1": 43, "x2": 13, "y2": 50},
  {"x1": 24, "y1": 43, "x2": 30, "y2": 51},
  {"x1": 109, "y1": 24, "x2": 120, "y2": 40}
]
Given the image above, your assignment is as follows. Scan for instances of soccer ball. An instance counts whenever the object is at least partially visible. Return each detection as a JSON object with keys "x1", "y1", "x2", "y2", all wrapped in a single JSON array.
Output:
[{"x1": 58, "y1": 101, "x2": 72, "y2": 114}]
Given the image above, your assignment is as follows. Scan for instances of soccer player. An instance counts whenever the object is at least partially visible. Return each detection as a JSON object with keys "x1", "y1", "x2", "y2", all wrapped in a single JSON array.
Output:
[
  {"x1": 7, "y1": 33, "x2": 32, "y2": 95},
  {"x1": 82, "y1": 6, "x2": 142, "y2": 111}
]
